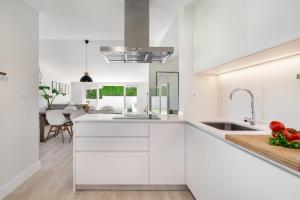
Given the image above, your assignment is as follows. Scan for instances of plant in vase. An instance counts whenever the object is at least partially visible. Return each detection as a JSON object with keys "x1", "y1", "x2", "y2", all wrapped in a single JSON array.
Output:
[{"x1": 39, "y1": 85, "x2": 66, "y2": 110}]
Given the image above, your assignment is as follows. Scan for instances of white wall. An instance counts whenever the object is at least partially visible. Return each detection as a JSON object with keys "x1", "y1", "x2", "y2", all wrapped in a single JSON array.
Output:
[
  {"x1": 39, "y1": 64, "x2": 71, "y2": 111},
  {"x1": 39, "y1": 40, "x2": 149, "y2": 83},
  {"x1": 179, "y1": 3, "x2": 218, "y2": 119},
  {"x1": 39, "y1": 39, "x2": 149, "y2": 109},
  {"x1": 218, "y1": 55, "x2": 300, "y2": 129},
  {"x1": 71, "y1": 82, "x2": 85, "y2": 105},
  {"x1": 149, "y1": 16, "x2": 180, "y2": 113},
  {"x1": 0, "y1": 0, "x2": 40, "y2": 199}
]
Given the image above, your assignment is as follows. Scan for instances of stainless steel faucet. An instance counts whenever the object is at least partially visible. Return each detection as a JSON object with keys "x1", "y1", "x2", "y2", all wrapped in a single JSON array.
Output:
[{"x1": 230, "y1": 88, "x2": 256, "y2": 126}]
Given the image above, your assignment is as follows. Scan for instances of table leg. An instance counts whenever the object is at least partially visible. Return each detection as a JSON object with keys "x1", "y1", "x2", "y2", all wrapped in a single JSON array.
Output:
[{"x1": 39, "y1": 114, "x2": 46, "y2": 142}]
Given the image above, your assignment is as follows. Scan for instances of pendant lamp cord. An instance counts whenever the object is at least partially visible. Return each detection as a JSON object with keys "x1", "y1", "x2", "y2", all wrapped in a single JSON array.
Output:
[{"x1": 85, "y1": 40, "x2": 89, "y2": 73}]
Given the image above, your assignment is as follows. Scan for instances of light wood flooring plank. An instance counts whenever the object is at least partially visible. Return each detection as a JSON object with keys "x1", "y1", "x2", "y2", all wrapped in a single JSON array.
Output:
[{"x1": 4, "y1": 135, "x2": 194, "y2": 200}]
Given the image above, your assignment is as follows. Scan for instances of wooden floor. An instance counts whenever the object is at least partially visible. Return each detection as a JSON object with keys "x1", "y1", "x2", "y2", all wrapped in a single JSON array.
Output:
[{"x1": 4, "y1": 134, "x2": 194, "y2": 200}]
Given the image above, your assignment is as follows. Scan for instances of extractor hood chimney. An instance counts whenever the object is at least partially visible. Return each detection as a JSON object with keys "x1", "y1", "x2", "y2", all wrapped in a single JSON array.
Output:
[{"x1": 100, "y1": 0, "x2": 174, "y2": 63}]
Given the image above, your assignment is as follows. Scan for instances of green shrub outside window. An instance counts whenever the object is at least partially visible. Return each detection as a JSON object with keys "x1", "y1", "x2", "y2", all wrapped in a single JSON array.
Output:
[
  {"x1": 86, "y1": 89, "x2": 97, "y2": 99},
  {"x1": 126, "y1": 87, "x2": 137, "y2": 96},
  {"x1": 99, "y1": 86, "x2": 124, "y2": 97},
  {"x1": 87, "y1": 86, "x2": 137, "y2": 99}
]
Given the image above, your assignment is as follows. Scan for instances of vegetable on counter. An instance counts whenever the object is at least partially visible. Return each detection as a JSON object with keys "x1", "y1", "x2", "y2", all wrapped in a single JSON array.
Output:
[
  {"x1": 269, "y1": 121, "x2": 285, "y2": 132},
  {"x1": 269, "y1": 121, "x2": 300, "y2": 149}
]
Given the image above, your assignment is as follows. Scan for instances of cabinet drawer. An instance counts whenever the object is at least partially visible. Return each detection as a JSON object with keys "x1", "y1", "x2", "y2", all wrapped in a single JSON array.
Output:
[
  {"x1": 75, "y1": 137, "x2": 149, "y2": 152},
  {"x1": 75, "y1": 122, "x2": 148, "y2": 137},
  {"x1": 75, "y1": 152, "x2": 149, "y2": 185}
]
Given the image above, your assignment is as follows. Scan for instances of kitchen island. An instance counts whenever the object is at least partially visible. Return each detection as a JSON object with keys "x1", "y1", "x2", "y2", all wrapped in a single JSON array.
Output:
[
  {"x1": 73, "y1": 114, "x2": 186, "y2": 191},
  {"x1": 73, "y1": 114, "x2": 300, "y2": 200}
]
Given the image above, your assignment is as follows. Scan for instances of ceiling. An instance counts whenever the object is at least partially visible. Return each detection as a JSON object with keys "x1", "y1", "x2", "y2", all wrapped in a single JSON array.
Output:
[{"x1": 23, "y1": 0, "x2": 192, "y2": 42}]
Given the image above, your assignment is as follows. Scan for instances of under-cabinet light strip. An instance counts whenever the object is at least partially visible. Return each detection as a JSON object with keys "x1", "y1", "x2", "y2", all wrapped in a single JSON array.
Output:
[{"x1": 216, "y1": 52, "x2": 300, "y2": 75}]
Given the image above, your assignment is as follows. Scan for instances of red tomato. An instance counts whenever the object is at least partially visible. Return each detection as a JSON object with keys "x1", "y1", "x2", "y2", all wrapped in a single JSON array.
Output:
[
  {"x1": 269, "y1": 121, "x2": 285, "y2": 132},
  {"x1": 283, "y1": 130, "x2": 293, "y2": 141},
  {"x1": 292, "y1": 132, "x2": 300, "y2": 140}
]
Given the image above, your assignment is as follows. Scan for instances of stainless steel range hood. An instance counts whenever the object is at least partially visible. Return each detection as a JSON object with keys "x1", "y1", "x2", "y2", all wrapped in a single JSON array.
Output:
[{"x1": 100, "y1": 0, "x2": 174, "y2": 63}]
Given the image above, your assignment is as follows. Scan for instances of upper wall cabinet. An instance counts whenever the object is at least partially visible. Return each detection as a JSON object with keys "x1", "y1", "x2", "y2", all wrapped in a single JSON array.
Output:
[
  {"x1": 193, "y1": 0, "x2": 246, "y2": 73},
  {"x1": 246, "y1": 0, "x2": 300, "y2": 55},
  {"x1": 193, "y1": 0, "x2": 300, "y2": 74}
]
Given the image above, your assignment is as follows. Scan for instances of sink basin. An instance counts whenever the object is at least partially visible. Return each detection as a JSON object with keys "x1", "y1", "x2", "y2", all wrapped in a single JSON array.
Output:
[{"x1": 202, "y1": 122, "x2": 259, "y2": 131}]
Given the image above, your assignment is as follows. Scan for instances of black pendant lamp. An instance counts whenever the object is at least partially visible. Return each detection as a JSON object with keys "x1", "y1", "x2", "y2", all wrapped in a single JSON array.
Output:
[{"x1": 80, "y1": 40, "x2": 93, "y2": 82}]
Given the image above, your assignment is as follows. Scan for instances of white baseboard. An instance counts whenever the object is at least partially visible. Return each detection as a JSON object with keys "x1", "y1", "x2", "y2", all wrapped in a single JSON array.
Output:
[{"x1": 0, "y1": 161, "x2": 41, "y2": 200}]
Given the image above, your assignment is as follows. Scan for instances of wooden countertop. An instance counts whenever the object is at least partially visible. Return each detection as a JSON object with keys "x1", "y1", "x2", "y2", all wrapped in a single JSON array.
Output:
[{"x1": 225, "y1": 135, "x2": 300, "y2": 172}]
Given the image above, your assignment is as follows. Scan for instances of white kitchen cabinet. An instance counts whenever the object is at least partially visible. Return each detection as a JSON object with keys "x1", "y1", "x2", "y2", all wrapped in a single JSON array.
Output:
[
  {"x1": 214, "y1": 136, "x2": 300, "y2": 200},
  {"x1": 193, "y1": 0, "x2": 246, "y2": 73},
  {"x1": 74, "y1": 121, "x2": 186, "y2": 189},
  {"x1": 193, "y1": 0, "x2": 300, "y2": 74},
  {"x1": 76, "y1": 152, "x2": 149, "y2": 185},
  {"x1": 246, "y1": 0, "x2": 300, "y2": 54},
  {"x1": 149, "y1": 123, "x2": 185, "y2": 184},
  {"x1": 186, "y1": 124, "x2": 300, "y2": 200},
  {"x1": 186, "y1": 125, "x2": 216, "y2": 200},
  {"x1": 75, "y1": 137, "x2": 149, "y2": 152},
  {"x1": 75, "y1": 122, "x2": 148, "y2": 137},
  {"x1": 74, "y1": 122, "x2": 150, "y2": 188}
]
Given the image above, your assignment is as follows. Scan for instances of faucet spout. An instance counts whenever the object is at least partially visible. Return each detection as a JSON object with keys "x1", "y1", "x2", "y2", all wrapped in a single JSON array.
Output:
[{"x1": 229, "y1": 88, "x2": 256, "y2": 126}]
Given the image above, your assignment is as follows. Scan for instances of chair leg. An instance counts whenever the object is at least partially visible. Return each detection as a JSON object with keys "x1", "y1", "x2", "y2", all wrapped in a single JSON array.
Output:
[
  {"x1": 64, "y1": 124, "x2": 73, "y2": 143},
  {"x1": 46, "y1": 126, "x2": 53, "y2": 141},
  {"x1": 70, "y1": 125, "x2": 73, "y2": 143},
  {"x1": 54, "y1": 126, "x2": 58, "y2": 138},
  {"x1": 60, "y1": 126, "x2": 65, "y2": 143}
]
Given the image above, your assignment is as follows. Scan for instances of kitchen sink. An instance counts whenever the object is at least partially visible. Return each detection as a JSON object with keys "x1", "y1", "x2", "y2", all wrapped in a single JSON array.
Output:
[{"x1": 202, "y1": 122, "x2": 259, "y2": 131}]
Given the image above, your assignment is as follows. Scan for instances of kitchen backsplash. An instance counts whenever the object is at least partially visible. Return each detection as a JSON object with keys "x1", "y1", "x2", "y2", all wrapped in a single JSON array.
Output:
[{"x1": 218, "y1": 54, "x2": 300, "y2": 129}]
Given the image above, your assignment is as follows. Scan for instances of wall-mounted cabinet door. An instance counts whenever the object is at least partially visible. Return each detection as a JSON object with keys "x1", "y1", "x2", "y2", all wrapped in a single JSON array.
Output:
[
  {"x1": 193, "y1": 0, "x2": 246, "y2": 73},
  {"x1": 246, "y1": 0, "x2": 300, "y2": 55}
]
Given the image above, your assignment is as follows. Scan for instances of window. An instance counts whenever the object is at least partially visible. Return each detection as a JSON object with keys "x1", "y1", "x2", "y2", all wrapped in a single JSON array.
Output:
[
  {"x1": 99, "y1": 86, "x2": 124, "y2": 97},
  {"x1": 84, "y1": 85, "x2": 144, "y2": 113},
  {"x1": 125, "y1": 86, "x2": 138, "y2": 113},
  {"x1": 126, "y1": 87, "x2": 137, "y2": 96},
  {"x1": 86, "y1": 89, "x2": 97, "y2": 99}
]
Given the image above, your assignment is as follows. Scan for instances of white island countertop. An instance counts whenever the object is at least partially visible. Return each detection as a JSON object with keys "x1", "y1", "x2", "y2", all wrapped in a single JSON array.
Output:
[{"x1": 74, "y1": 113, "x2": 269, "y2": 140}]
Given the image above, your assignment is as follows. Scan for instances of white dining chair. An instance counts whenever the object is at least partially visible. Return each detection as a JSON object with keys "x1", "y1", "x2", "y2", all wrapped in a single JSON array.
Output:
[{"x1": 46, "y1": 110, "x2": 72, "y2": 143}]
